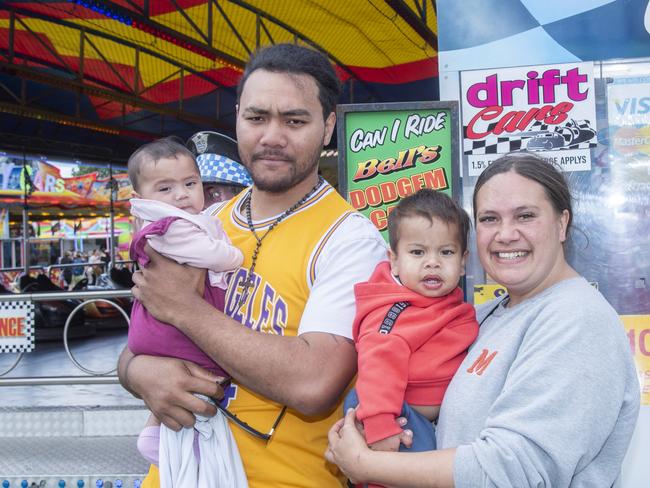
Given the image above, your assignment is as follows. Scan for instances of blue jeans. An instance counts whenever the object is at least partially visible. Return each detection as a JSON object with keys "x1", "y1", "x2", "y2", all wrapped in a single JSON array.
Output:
[{"x1": 343, "y1": 388, "x2": 437, "y2": 452}]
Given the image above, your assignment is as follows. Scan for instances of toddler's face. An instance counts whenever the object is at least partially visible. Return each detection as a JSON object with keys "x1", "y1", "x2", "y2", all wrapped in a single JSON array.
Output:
[
  {"x1": 389, "y1": 215, "x2": 467, "y2": 298},
  {"x1": 134, "y1": 155, "x2": 204, "y2": 214}
]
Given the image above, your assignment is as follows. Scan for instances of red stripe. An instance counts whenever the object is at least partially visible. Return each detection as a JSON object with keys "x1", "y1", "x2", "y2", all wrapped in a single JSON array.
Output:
[
  {"x1": 1, "y1": 1, "x2": 168, "y2": 19},
  {"x1": 335, "y1": 57, "x2": 438, "y2": 84},
  {"x1": 147, "y1": 0, "x2": 207, "y2": 16},
  {"x1": 1, "y1": 2, "x2": 107, "y2": 20},
  {"x1": 0, "y1": 28, "x2": 63, "y2": 66}
]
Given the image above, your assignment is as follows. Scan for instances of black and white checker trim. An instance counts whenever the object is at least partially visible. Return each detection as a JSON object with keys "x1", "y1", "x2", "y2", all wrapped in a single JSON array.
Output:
[
  {"x1": 0, "y1": 300, "x2": 35, "y2": 353},
  {"x1": 464, "y1": 119, "x2": 597, "y2": 155},
  {"x1": 197, "y1": 153, "x2": 252, "y2": 186}
]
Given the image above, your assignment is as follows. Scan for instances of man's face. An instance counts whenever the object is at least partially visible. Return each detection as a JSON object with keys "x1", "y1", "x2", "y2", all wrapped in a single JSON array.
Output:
[
  {"x1": 202, "y1": 182, "x2": 243, "y2": 207},
  {"x1": 236, "y1": 70, "x2": 336, "y2": 193}
]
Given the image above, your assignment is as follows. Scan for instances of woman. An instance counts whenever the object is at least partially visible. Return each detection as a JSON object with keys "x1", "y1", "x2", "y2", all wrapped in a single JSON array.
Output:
[{"x1": 326, "y1": 153, "x2": 640, "y2": 487}]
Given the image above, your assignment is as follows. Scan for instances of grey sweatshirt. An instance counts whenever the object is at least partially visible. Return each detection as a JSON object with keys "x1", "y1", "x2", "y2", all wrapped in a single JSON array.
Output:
[{"x1": 437, "y1": 277, "x2": 640, "y2": 487}]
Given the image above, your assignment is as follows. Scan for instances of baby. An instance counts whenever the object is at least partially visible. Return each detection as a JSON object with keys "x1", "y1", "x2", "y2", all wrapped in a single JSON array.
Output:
[
  {"x1": 345, "y1": 189, "x2": 479, "y2": 487},
  {"x1": 127, "y1": 137, "x2": 247, "y2": 487}
]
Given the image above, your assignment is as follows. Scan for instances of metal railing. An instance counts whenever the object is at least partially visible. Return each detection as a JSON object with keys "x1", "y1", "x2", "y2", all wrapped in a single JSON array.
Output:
[
  {"x1": 0, "y1": 289, "x2": 132, "y2": 386},
  {"x1": 0, "y1": 265, "x2": 45, "y2": 273},
  {"x1": 1, "y1": 261, "x2": 135, "y2": 293},
  {"x1": 1, "y1": 260, "x2": 135, "y2": 275}
]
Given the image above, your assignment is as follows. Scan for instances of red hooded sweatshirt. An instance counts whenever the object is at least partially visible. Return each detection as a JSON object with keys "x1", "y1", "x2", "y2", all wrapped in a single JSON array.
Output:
[{"x1": 353, "y1": 261, "x2": 478, "y2": 444}]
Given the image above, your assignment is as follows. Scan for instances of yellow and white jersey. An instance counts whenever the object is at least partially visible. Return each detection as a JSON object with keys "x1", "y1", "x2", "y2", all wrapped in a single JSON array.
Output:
[{"x1": 213, "y1": 179, "x2": 386, "y2": 487}]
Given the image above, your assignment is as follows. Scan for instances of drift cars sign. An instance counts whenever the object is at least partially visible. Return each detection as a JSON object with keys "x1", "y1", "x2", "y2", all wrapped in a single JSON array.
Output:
[
  {"x1": 461, "y1": 62, "x2": 597, "y2": 176},
  {"x1": 337, "y1": 102, "x2": 459, "y2": 239},
  {"x1": 0, "y1": 300, "x2": 34, "y2": 353}
]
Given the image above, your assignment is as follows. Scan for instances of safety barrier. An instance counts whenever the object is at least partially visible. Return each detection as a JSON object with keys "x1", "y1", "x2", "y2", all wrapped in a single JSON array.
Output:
[{"x1": 0, "y1": 289, "x2": 131, "y2": 382}]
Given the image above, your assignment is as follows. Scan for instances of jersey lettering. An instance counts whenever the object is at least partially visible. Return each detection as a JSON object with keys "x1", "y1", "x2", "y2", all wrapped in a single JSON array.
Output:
[{"x1": 224, "y1": 268, "x2": 288, "y2": 336}]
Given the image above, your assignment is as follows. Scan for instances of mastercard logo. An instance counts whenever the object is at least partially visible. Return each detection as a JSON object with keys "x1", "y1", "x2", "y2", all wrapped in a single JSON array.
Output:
[{"x1": 612, "y1": 126, "x2": 650, "y2": 155}]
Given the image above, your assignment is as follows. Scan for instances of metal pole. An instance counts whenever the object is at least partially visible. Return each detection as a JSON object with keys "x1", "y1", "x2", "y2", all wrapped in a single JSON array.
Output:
[
  {"x1": 0, "y1": 289, "x2": 132, "y2": 302},
  {"x1": 21, "y1": 154, "x2": 29, "y2": 274},
  {"x1": 0, "y1": 375, "x2": 119, "y2": 386},
  {"x1": 109, "y1": 162, "x2": 116, "y2": 266},
  {"x1": 179, "y1": 68, "x2": 184, "y2": 111}
]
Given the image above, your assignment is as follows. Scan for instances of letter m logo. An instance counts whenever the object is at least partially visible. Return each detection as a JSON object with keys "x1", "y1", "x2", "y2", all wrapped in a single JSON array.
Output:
[{"x1": 467, "y1": 349, "x2": 497, "y2": 376}]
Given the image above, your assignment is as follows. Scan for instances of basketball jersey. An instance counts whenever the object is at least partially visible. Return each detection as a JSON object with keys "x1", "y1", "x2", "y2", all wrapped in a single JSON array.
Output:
[{"x1": 215, "y1": 181, "x2": 354, "y2": 487}]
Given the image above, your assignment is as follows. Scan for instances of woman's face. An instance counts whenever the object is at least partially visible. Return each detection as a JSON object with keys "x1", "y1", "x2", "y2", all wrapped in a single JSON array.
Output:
[{"x1": 475, "y1": 170, "x2": 570, "y2": 305}]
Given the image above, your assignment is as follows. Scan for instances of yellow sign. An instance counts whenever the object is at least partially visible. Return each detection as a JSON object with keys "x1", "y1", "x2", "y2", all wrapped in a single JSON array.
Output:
[
  {"x1": 621, "y1": 315, "x2": 650, "y2": 406},
  {"x1": 473, "y1": 283, "x2": 507, "y2": 305},
  {"x1": 474, "y1": 282, "x2": 599, "y2": 305}
]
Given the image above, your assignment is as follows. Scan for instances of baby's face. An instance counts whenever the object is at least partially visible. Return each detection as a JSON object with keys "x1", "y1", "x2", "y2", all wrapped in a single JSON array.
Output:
[
  {"x1": 134, "y1": 154, "x2": 204, "y2": 214},
  {"x1": 389, "y1": 215, "x2": 467, "y2": 298}
]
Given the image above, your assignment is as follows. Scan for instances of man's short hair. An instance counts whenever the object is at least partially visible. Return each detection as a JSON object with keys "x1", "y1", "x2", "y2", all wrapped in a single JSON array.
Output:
[
  {"x1": 236, "y1": 43, "x2": 341, "y2": 120},
  {"x1": 127, "y1": 137, "x2": 197, "y2": 191},
  {"x1": 388, "y1": 189, "x2": 471, "y2": 253}
]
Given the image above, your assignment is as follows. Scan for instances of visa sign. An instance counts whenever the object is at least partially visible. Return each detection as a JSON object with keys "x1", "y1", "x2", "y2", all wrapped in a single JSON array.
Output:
[{"x1": 608, "y1": 81, "x2": 650, "y2": 126}]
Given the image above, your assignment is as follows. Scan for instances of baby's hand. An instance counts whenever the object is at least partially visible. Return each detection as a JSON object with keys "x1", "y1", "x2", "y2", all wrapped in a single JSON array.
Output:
[{"x1": 369, "y1": 433, "x2": 401, "y2": 452}]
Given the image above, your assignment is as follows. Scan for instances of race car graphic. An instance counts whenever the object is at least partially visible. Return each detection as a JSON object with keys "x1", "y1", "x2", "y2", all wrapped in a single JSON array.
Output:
[{"x1": 523, "y1": 119, "x2": 597, "y2": 151}]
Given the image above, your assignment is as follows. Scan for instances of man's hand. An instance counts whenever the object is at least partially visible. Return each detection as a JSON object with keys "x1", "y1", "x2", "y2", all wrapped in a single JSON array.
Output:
[
  {"x1": 131, "y1": 244, "x2": 205, "y2": 325},
  {"x1": 126, "y1": 354, "x2": 223, "y2": 431}
]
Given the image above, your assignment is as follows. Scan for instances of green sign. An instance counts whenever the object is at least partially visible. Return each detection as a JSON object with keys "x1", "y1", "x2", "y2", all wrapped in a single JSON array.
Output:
[{"x1": 337, "y1": 102, "x2": 460, "y2": 239}]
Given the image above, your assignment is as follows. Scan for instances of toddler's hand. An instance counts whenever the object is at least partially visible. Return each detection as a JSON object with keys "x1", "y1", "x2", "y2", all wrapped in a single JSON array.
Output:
[
  {"x1": 369, "y1": 433, "x2": 401, "y2": 452},
  {"x1": 397, "y1": 416, "x2": 414, "y2": 449}
]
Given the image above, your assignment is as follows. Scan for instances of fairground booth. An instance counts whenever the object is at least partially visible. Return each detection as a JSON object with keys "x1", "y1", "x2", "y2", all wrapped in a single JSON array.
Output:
[{"x1": 0, "y1": 153, "x2": 132, "y2": 290}]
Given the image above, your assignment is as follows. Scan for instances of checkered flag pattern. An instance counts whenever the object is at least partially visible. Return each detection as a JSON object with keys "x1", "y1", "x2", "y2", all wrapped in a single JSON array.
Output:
[
  {"x1": 197, "y1": 153, "x2": 252, "y2": 186},
  {"x1": 463, "y1": 119, "x2": 597, "y2": 155},
  {"x1": 0, "y1": 300, "x2": 35, "y2": 353}
]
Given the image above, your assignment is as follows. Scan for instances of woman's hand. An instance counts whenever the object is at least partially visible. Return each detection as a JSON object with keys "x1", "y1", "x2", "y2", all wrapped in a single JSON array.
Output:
[{"x1": 326, "y1": 408, "x2": 373, "y2": 483}]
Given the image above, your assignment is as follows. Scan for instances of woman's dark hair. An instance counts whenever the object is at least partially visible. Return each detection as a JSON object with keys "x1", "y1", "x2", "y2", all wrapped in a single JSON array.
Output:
[
  {"x1": 236, "y1": 43, "x2": 341, "y2": 120},
  {"x1": 472, "y1": 152, "x2": 573, "y2": 238}
]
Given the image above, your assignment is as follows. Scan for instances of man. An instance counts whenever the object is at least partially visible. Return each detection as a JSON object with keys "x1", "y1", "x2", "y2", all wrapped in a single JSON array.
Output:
[
  {"x1": 70, "y1": 251, "x2": 85, "y2": 290},
  {"x1": 59, "y1": 250, "x2": 73, "y2": 288},
  {"x1": 118, "y1": 43, "x2": 387, "y2": 487}
]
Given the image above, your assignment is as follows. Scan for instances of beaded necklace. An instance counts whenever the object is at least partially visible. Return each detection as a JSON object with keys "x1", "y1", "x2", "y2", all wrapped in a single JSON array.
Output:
[{"x1": 237, "y1": 176, "x2": 324, "y2": 308}]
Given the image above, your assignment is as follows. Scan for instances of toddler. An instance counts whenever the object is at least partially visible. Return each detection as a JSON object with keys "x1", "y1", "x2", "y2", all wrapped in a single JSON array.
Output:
[
  {"x1": 127, "y1": 137, "x2": 247, "y2": 487},
  {"x1": 345, "y1": 189, "x2": 479, "y2": 487}
]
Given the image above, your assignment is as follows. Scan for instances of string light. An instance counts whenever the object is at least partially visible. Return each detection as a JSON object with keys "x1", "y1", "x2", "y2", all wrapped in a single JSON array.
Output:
[
  {"x1": 0, "y1": 103, "x2": 121, "y2": 135},
  {"x1": 68, "y1": 0, "x2": 243, "y2": 71},
  {"x1": 71, "y1": 0, "x2": 133, "y2": 25}
]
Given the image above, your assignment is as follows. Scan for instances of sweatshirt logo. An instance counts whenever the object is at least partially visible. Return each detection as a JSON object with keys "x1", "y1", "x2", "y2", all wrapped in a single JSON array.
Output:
[
  {"x1": 467, "y1": 348, "x2": 498, "y2": 375},
  {"x1": 379, "y1": 301, "x2": 410, "y2": 334}
]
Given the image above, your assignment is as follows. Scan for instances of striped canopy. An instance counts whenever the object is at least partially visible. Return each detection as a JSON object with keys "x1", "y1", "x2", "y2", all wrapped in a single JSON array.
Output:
[{"x1": 0, "y1": 1, "x2": 439, "y2": 161}]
